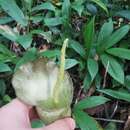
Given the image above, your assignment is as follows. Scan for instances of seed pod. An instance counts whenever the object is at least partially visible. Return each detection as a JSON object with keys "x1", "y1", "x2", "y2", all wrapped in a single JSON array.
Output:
[{"x1": 12, "y1": 39, "x2": 73, "y2": 124}]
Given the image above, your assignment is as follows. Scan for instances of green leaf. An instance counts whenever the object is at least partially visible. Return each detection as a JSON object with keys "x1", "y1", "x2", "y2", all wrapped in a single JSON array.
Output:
[
  {"x1": 101, "y1": 54, "x2": 124, "y2": 84},
  {"x1": 95, "y1": 74, "x2": 102, "y2": 89},
  {"x1": 0, "y1": 63, "x2": 11, "y2": 72},
  {"x1": 74, "y1": 110, "x2": 103, "y2": 130},
  {"x1": 79, "y1": 59, "x2": 86, "y2": 70},
  {"x1": 0, "y1": 79, "x2": 6, "y2": 97},
  {"x1": 0, "y1": 54, "x2": 17, "y2": 63},
  {"x1": 0, "y1": 44, "x2": 15, "y2": 56},
  {"x1": 17, "y1": 34, "x2": 32, "y2": 49},
  {"x1": 115, "y1": 10, "x2": 130, "y2": 20},
  {"x1": 106, "y1": 48, "x2": 130, "y2": 60},
  {"x1": 91, "y1": 0, "x2": 108, "y2": 14},
  {"x1": 105, "y1": 122, "x2": 117, "y2": 130},
  {"x1": 31, "y1": 30, "x2": 52, "y2": 43},
  {"x1": 71, "y1": 1, "x2": 84, "y2": 16},
  {"x1": 15, "y1": 48, "x2": 37, "y2": 71},
  {"x1": 72, "y1": 0, "x2": 85, "y2": 5},
  {"x1": 44, "y1": 17, "x2": 63, "y2": 26},
  {"x1": 62, "y1": 0, "x2": 71, "y2": 19},
  {"x1": 22, "y1": 0, "x2": 33, "y2": 11},
  {"x1": 0, "y1": 17, "x2": 13, "y2": 24},
  {"x1": 125, "y1": 75, "x2": 130, "y2": 89},
  {"x1": 0, "y1": 26, "x2": 32, "y2": 49},
  {"x1": 31, "y1": 119, "x2": 44, "y2": 128},
  {"x1": 74, "y1": 96, "x2": 109, "y2": 109},
  {"x1": 65, "y1": 59, "x2": 79, "y2": 70},
  {"x1": 32, "y1": 2, "x2": 55, "y2": 12},
  {"x1": 39, "y1": 50, "x2": 61, "y2": 58},
  {"x1": 105, "y1": 25, "x2": 130, "y2": 49},
  {"x1": 97, "y1": 19, "x2": 113, "y2": 43},
  {"x1": 0, "y1": 25, "x2": 18, "y2": 41},
  {"x1": 87, "y1": 58, "x2": 98, "y2": 80},
  {"x1": 98, "y1": 89, "x2": 130, "y2": 102},
  {"x1": 70, "y1": 40, "x2": 86, "y2": 58},
  {"x1": 83, "y1": 17, "x2": 95, "y2": 58},
  {"x1": 0, "y1": 0, "x2": 28, "y2": 26},
  {"x1": 0, "y1": 44, "x2": 16, "y2": 63},
  {"x1": 30, "y1": 15, "x2": 43, "y2": 23},
  {"x1": 83, "y1": 72, "x2": 92, "y2": 90},
  {"x1": 0, "y1": 26, "x2": 33, "y2": 49},
  {"x1": 3, "y1": 95, "x2": 12, "y2": 103}
]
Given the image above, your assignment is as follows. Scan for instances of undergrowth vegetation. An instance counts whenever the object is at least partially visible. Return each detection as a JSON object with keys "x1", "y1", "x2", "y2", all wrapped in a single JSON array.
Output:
[{"x1": 0, "y1": 0, "x2": 130, "y2": 130}]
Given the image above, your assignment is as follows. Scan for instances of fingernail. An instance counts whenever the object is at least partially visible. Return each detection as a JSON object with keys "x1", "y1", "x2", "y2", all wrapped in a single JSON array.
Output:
[{"x1": 65, "y1": 118, "x2": 75, "y2": 130}]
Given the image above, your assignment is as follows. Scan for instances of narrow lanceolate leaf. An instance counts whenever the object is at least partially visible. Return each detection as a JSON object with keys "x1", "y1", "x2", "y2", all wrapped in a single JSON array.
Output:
[
  {"x1": 91, "y1": 0, "x2": 108, "y2": 14},
  {"x1": 97, "y1": 19, "x2": 113, "y2": 43},
  {"x1": 0, "y1": 53, "x2": 17, "y2": 63},
  {"x1": 71, "y1": 1, "x2": 84, "y2": 16},
  {"x1": 0, "y1": 44, "x2": 15, "y2": 56},
  {"x1": 0, "y1": 63, "x2": 11, "y2": 72},
  {"x1": 125, "y1": 75, "x2": 130, "y2": 89},
  {"x1": 22, "y1": 0, "x2": 33, "y2": 11},
  {"x1": 70, "y1": 40, "x2": 86, "y2": 58},
  {"x1": 83, "y1": 72, "x2": 92, "y2": 90},
  {"x1": 32, "y1": 2, "x2": 55, "y2": 12},
  {"x1": 83, "y1": 17, "x2": 95, "y2": 58},
  {"x1": 101, "y1": 54, "x2": 124, "y2": 84},
  {"x1": 0, "y1": 44, "x2": 16, "y2": 63},
  {"x1": 0, "y1": 0, "x2": 28, "y2": 26},
  {"x1": 31, "y1": 30, "x2": 52, "y2": 43},
  {"x1": 39, "y1": 50, "x2": 61, "y2": 58},
  {"x1": 0, "y1": 25, "x2": 32, "y2": 49},
  {"x1": 44, "y1": 17, "x2": 63, "y2": 26},
  {"x1": 0, "y1": 25, "x2": 18, "y2": 41},
  {"x1": 62, "y1": 0, "x2": 71, "y2": 19},
  {"x1": 87, "y1": 58, "x2": 98, "y2": 80},
  {"x1": 0, "y1": 17, "x2": 13, "y2": 24},
  {"x1": 106, "y1": 48, "x2": 130, "y2": 60},
  {"x1": 17, "y1": 34, "x2": 32, "y2": 49},
  {"x1": 115, "y1": 10, "x2": 130, "y2": 20},
  {"x1": 105, "y1": 25, "x2": 130, "y2": 49},
  {"x1": 74, "y1": 96, "x2": 109, "y2": 110},
  {"x1": 65, "y1": 59, "x2": 79, "y2": 70},
  {"x1": 98, "y1": 89, "x2": 130, "y2": 102},
  {"x1": 74, "y1": 110, "x2": 103, "y2": 130}
]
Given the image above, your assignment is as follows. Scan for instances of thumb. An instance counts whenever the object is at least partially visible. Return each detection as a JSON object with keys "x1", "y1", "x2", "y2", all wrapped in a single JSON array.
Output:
[{"x1": 35, "y1": 118, "x2": 75, "y2": 130}]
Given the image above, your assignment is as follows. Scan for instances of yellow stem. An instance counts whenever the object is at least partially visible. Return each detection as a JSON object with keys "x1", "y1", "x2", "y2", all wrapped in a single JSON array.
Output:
[{"x1": 53, "y1": 39, "x2": 68, "y2": 104}]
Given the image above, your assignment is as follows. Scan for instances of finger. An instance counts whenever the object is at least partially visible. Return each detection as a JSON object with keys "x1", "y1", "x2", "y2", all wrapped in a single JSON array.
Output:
[
  {"x1": 0, "y1": 98, "x2": 32, "y2": 128},
  {"x1": 34, "y1": 118, "x2": 75, "y2": 130}
]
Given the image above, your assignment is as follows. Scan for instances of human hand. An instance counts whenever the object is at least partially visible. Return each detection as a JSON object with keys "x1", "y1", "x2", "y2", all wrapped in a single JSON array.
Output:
[{"x1": 0, "y1": 99, "x2": 75, "y2": 130}]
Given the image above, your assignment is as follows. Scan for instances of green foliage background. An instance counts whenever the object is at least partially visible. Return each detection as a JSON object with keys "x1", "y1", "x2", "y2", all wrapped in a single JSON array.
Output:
[{"x1": 0, "y1": 0, "x2": 130, "y2": 129}]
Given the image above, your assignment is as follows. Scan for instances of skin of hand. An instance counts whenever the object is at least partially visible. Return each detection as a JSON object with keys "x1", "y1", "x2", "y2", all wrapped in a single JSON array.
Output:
[{"x1": 0, "y1": 99, "x2": 75, "y2": 130}]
